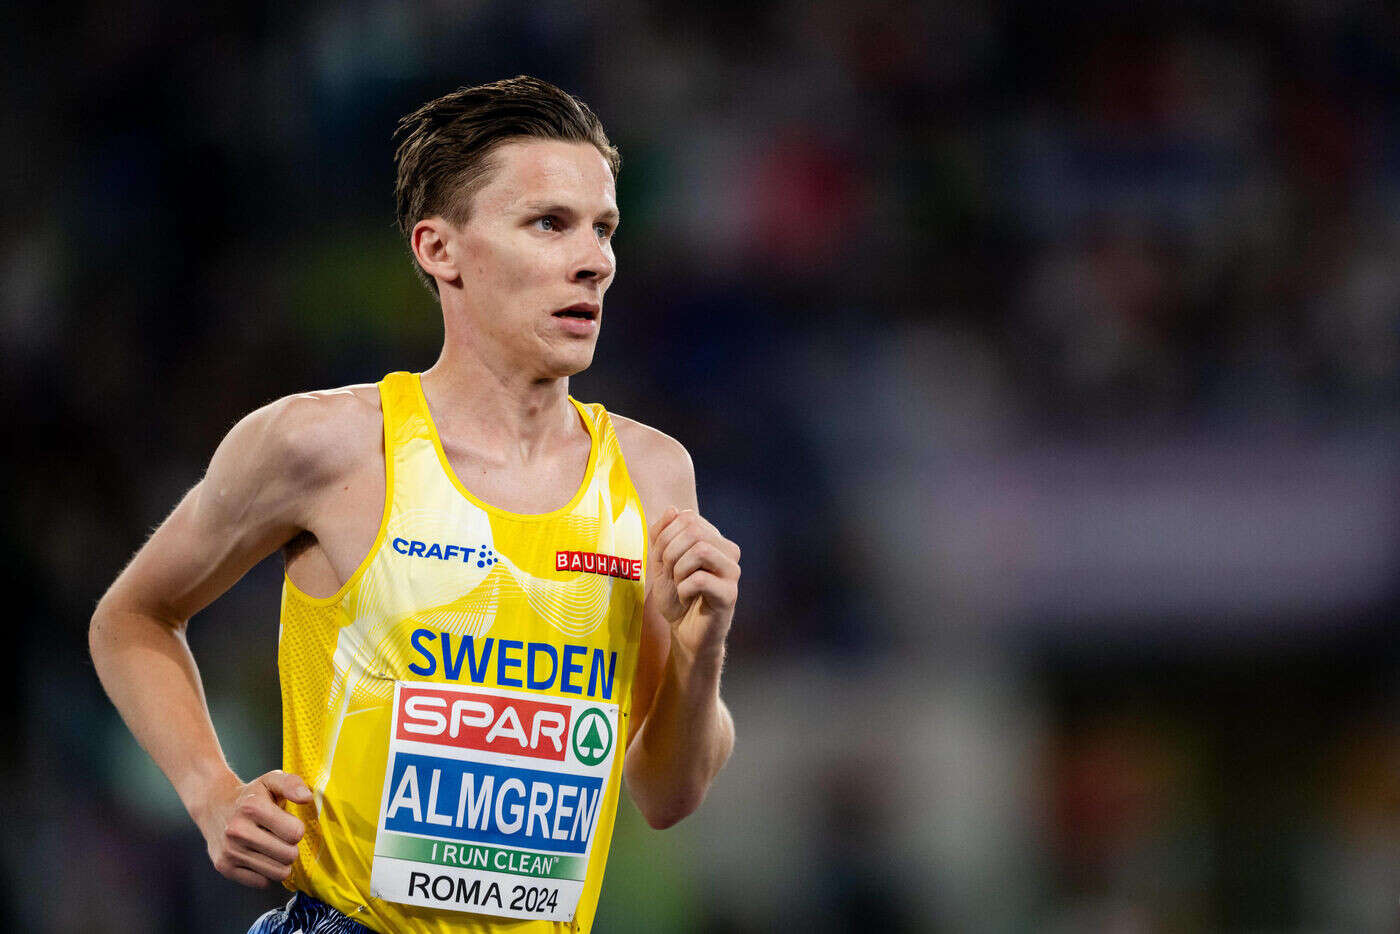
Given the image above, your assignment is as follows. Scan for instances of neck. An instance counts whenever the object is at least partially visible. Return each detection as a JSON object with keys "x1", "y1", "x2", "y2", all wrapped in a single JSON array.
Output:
[{"x1": 419, "y1": 337, "x2": 578, "y2": 463}]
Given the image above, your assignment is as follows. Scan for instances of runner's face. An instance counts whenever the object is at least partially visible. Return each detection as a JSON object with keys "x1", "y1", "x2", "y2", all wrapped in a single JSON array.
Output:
[{"x1": 452, "y1": 139, "x2": 618, "y2": 377}]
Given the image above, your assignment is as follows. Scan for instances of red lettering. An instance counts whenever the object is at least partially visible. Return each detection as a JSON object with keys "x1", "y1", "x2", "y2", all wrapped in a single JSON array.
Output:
[
  {"x1": 556, "y1": 549, "x2": 641, "y2": 580},
  {"x1": 396, "y1": 686, "x2": 570, "y2": 761}
]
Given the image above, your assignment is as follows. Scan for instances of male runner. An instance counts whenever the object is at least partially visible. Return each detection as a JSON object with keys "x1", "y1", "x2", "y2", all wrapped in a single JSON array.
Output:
[{"x1": 89, "y1": 76, "x2": 738, "y2": 933}]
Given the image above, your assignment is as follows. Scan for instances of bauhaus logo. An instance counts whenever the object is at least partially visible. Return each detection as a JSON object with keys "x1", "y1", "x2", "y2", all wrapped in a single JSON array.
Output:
[{"x1": 555, "y1": 550, "x2": 642, "y2": 581}]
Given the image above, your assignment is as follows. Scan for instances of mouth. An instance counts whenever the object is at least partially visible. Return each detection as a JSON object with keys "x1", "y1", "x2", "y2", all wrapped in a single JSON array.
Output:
[{"x1": 552, "y1": 302, "x2": 600, "y2": 321}]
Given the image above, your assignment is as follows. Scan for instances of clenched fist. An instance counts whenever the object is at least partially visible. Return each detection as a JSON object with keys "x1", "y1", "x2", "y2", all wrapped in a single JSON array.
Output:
[
  {"x1": 194, "y1": 769, "x2": 313, "y2": 888},
  {"x1": 649, "y1": 507, "x2": 741, "y2": 657}
]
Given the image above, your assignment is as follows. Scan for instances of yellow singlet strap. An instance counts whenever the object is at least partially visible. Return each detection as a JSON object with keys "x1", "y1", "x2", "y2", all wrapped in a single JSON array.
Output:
[{"x1": 378, "y1": 370, "x2": 429, "y2": 454}]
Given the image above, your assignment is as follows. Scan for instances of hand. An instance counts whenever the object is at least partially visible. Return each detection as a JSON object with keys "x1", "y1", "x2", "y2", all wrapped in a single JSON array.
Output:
[
  {"x1": 650, "y1": 507, "x2": 741, "y2": 656},
  {"x1": 194, "y1": 769, "x2": 313, "y2": 888}
]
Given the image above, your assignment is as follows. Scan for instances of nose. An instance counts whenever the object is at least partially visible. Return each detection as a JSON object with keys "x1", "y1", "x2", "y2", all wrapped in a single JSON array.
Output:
[{"x1": 570, "y1": 231, "x2": 614, "y2": 284}]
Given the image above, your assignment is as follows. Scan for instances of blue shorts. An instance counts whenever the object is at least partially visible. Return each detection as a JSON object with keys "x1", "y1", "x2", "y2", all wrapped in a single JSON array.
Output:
[{"x1": 248, "y1": 892, "x2": 376, "y2": 934}]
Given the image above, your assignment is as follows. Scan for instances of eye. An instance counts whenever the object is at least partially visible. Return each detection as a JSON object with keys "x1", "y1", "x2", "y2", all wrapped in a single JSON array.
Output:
[
  {"x1": 535, "y1": 215, "x2": 560, "y2": 232},
  {"x1": 594, "y1": 222, "x2": 614, "y2": 239}
]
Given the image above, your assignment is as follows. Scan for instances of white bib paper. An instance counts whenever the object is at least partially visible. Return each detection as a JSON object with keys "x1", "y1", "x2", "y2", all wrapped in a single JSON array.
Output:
[{"x1": 369, "y1": 682, "x2": 619, "y2": 922}]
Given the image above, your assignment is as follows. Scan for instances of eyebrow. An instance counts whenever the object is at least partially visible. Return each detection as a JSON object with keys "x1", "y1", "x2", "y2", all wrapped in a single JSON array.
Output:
[{"x1": 522, "y1": 201, "x2": 620, "y2": 223}]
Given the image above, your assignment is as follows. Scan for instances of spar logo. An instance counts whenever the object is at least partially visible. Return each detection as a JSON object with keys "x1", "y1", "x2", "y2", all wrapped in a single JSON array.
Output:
[
  {"x1": 397, "y1": 687, "x2": 572, "y2": 762},
  {"x1": 571, "y1": 708, "x2": 613, "y2": 767},
  {"x1": 555, "y1": 550, "x2": 642, "y2": 581}
]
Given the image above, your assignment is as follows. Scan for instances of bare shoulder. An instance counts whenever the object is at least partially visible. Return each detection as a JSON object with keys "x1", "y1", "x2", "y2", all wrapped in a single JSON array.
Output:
[
  {"x1": 207, "y1": 383, "x2": 382, "y2": 505},
  {"x1": 257, "y1": 383, "x2": 382, "y2": 477},
  {"x1": 609, "y1": 412, "x2": 697, "y2": 515}
]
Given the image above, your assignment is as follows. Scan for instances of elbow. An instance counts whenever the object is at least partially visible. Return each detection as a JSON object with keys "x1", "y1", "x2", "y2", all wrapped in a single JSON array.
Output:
[
  {"x1": 638, "y1": 785, "x2": 706, "y2": 830},
  {"x1": 88, "y1": 597, "x2": 129, "y2": 684},
  {"x1": 640, "y1": 802, "x2": 692, "y2": 831},
  {"x1": 643, "y1": 810, "x2": 686, "y2": 831},
  {"x1": 88, "y1": 598, "x2": 113, "y2": 663},
  {"x1": 88, "y1": 593, "x2": 160, "y2": 669}
]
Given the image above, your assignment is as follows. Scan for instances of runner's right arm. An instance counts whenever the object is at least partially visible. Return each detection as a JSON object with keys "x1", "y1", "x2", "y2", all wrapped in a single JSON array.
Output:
[{"x1": 90, "y1": 396, "x2": 334, "y2": 888}]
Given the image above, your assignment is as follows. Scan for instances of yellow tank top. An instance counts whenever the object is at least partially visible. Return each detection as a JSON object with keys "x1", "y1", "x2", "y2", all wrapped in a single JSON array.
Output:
[{"x1": 277, "y1": 371, "x2": 647, "y2": 933}]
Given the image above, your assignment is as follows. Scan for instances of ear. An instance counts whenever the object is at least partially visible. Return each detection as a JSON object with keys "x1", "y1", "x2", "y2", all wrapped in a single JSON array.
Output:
[{"x1": 411, "y1": 217, "x2": 462, "y2": 290}]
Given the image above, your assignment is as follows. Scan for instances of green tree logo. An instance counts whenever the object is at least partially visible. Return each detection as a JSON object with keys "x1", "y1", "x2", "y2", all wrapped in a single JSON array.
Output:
[{"x1": 571, "y1": 709, "x2": 613, "y2": 766}]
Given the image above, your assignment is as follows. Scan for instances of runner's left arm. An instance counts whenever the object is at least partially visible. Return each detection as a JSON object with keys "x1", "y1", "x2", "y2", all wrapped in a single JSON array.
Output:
[{"x1": 623, "y1": 445, "x2": 738, "y2": 829}]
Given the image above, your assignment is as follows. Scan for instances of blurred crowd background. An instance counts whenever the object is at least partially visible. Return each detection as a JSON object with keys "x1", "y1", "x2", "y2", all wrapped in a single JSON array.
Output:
[{"x1": 4, "y1": 1, "x2": 1399, "y2": 931}]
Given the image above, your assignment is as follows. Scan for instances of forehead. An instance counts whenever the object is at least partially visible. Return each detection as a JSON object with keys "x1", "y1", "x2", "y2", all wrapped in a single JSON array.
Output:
[{"x1": 474, "y1": 139, "x2": 617, "y2": 215}]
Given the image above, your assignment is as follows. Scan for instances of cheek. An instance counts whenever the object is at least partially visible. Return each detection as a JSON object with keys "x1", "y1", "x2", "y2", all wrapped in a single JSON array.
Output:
[
  {"x1": 461, "y1": 235, "x2": 528, "y2": 285},
  {"x1": 498, "y1": 242, "x2": 553, "y2": 290},
  {"x1": 459, "y1": 236, "x2": 493, "y2": 281}
]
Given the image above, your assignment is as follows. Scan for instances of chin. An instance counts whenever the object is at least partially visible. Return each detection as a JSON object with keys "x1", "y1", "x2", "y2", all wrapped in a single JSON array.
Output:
[{"x1": 547, "y1": 346, "x2": 596, "y2": 378}]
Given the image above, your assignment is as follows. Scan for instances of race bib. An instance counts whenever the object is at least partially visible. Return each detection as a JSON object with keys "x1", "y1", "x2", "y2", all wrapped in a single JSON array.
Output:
[{"x1": 369, "y1": 681, "x2": 619, "y2": 922}]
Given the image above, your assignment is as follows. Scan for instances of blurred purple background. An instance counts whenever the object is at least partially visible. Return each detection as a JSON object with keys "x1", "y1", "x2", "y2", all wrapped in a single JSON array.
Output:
[{"x1": 4, "y1": 1, "x2": 1399, "y2": 931}]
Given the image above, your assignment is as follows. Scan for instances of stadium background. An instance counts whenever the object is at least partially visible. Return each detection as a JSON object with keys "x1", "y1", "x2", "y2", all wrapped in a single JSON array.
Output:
[{"x1": 4, "y1": 1, "x2": 1400, "y2": 930}]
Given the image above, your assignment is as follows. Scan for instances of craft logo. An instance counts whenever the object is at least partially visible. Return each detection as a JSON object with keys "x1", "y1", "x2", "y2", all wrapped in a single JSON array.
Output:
[
  {"x1": 397, "y1": 686, "x2": 572, "y2": 762},
  {"x1": 570, "y1": 708, "x2": 613, "y2": 767},
  {"x1": 393, "y1": 538, "x2": 499, "y2": 568},
  {"x1": 555, "y1": 550, "x2": 642, "y2": 581}
]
